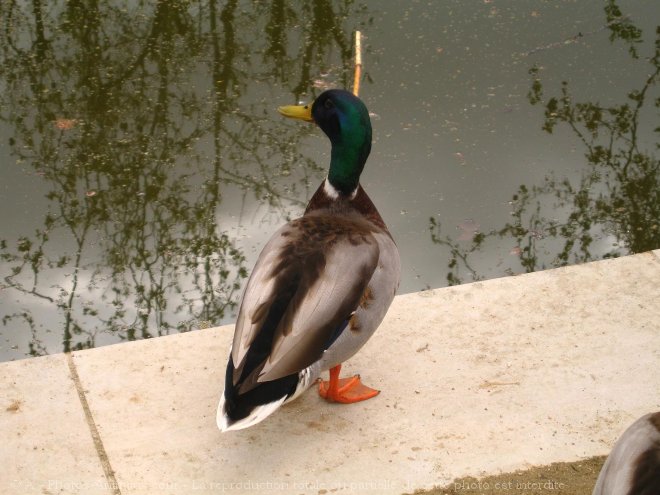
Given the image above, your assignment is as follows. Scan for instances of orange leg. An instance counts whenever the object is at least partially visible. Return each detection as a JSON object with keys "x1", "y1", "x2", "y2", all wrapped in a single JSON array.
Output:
[{"x1": 318, "y1": 364, "x2": 380, "y2": 403}]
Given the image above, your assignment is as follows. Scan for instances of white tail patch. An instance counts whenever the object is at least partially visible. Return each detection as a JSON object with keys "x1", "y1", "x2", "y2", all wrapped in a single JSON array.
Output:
[
  {"x1": 217, "y1": 367, "x2": 317, "y2": 432},
  {"x1": 286, "y1": 366, "x2": 315, "y2": 402},
  {"x1": 217, "y1": 393, "x2": 288, "y2": 432}
]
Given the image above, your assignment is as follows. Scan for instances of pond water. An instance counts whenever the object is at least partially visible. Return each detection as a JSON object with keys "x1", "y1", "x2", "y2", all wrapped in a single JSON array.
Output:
[{"x1": 1, "y1": 0, "x2": 658, "y2": 361}]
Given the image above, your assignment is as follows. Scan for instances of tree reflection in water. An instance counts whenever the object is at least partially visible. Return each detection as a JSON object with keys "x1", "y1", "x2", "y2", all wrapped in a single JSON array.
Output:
[
  {"x1": 0, "y1": 1, "x2": 369, "y2": 357},
  {"x1": 431, "y1": 3, "x2": 659, "y2": 286}
]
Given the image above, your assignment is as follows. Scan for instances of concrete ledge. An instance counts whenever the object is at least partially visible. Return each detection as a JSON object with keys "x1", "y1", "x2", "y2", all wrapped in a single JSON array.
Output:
[
  {"x1": 2, "y1": 354, "x2": 113, "y2": 494},
  {"x1": 2, "y1": 251, "x2": 660, "y2": 494}
]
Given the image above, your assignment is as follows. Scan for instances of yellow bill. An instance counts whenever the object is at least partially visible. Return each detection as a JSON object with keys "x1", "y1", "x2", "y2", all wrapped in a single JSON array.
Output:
[{"x1": 278, "y1": 103, "x2": 314, "y2": 122}]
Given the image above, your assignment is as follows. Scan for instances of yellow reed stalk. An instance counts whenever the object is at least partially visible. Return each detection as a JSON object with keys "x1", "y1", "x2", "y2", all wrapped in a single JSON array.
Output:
[{"x1": 352, "y1": 31, "x2": 362, "y2": 97}]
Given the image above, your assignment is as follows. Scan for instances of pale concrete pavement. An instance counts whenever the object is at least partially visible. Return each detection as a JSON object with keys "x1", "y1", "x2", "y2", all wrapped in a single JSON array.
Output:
[{"x1": 2, "y1": 251, "x2": 659, "y2": 494}]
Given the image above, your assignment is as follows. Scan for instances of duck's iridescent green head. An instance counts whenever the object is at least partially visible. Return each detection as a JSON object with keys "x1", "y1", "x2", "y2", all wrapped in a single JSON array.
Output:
[{"x1": 279, "y1": 89, "x2": 372, "y2": 195}]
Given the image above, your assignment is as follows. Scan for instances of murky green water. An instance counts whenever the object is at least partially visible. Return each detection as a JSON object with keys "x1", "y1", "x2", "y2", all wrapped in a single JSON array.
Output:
[{"x1": 1, "y1": 1, "x2": 658, "y2": 361}]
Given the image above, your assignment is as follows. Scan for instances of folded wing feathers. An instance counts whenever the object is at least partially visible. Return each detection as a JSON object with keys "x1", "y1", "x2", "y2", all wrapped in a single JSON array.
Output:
[
  {"x1": 231, "y1": 228, "x2": 289, "y2": 367},
  {"x1": 230, "y1": 216, "x2": 381, "y2": 386},
  {"x1": 259, "y1": 237, "x2": 379, "y2": 381}
]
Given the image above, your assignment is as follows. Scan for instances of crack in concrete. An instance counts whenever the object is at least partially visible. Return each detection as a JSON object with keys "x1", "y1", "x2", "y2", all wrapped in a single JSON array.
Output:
[{"x1": 66, "y1": 352, "x2": 121, "y2": 495}]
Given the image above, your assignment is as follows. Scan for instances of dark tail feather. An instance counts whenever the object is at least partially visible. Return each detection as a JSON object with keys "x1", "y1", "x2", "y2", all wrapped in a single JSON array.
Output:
[{"x1": 220, "y1": 356, "x2": 298, "y2": 430}]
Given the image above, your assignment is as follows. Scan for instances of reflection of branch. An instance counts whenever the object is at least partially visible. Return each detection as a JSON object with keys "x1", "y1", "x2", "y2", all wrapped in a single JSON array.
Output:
[
  {"x1": 32, "y1": 0, "x2": 49, "y2": 58},
  {"x1": 621, "y1": 66, "x2": 658, "y2": 177},
  {"x1": 0, "y1": 1, "x2": 368, "y2": 358},
  {"x1": 2, "y1": 228, "x2": 57, "y2": 303},
  {"x1": 522, "y1": 10, "x2": 635, "y2": 57},
  {"x1": 3, "y1": 275, "x2": 55, "y2": 303},
  {"x1": 264, "y1": 0, "x2": 290, "y2": 79},
  {"x1": 104, "y1": 1, "x2": 196, "y2": 91},
  {"x1": 433, "y1": 5, "x2": 658, "y2": 285},
  {"x1": 219, "y1": 124, "x2": 306, "y2": 206},
  {"x1": 62, "y1": 236, "x2": 87, "y2": 353},
  {"x1": 292, "y1": 0, "x2": 353, "y2": 99},
  {"x1": 430, "y1": 218, "x2": 483, "y2": 285}
]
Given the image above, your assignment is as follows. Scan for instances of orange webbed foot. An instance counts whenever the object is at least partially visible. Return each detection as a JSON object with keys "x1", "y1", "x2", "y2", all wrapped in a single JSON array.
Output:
[{"x1": 318, "y1": 364, "x2": 380, "y2": 404}]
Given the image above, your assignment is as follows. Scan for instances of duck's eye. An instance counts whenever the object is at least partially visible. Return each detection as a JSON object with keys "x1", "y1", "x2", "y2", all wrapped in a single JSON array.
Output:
[{"x1": 324, "y1": 99, "x2": 334, "y2": 109}]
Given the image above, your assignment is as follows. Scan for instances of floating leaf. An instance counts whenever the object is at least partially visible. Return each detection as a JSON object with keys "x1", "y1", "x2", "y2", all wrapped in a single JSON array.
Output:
[{"x1": 54, "y1": 118, "x2": 77, "y2": 130}]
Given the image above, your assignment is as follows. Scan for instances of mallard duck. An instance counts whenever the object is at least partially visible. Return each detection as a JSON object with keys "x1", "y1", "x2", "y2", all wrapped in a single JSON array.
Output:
[
  {"x1": 217, "y1": 89, "x2": 400, "y2": 432},
  {"x1": 592, "y1": 411, "x2": 660, "y2": 495}
]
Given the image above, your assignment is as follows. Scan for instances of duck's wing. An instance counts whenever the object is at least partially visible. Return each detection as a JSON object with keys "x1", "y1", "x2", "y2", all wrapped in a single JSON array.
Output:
[{"x1": 231, "y1": 217, "x2": 379, "y2": 392}]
